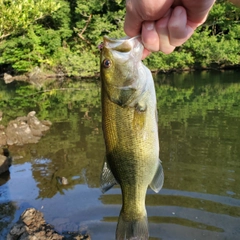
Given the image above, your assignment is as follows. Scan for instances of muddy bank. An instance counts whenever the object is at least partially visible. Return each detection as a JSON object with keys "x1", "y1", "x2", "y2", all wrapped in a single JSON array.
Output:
[{"x1": 7, "y1": 208, "x2": 90, "y2": 240}]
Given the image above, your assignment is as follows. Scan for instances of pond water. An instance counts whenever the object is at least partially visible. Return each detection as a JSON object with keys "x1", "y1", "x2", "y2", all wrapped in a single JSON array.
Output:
[{"x1": 0, "y1": 70, "x2": 240, "y2": 240}]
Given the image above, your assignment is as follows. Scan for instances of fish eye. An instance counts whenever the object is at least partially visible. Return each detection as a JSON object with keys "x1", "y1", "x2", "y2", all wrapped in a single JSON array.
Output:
[{"x1": 103, "y1": 59, "x2": 111, "y2": 68}]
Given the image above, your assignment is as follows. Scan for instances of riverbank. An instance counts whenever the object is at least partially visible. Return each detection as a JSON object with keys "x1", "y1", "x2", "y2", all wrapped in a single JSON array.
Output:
[{"x1": 1, "y1": 63, "x2": 240, "y2": 87}]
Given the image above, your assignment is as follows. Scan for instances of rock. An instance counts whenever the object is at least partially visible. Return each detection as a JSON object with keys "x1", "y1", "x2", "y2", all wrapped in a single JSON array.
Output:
[
  {"x1": 3, "y1": 73, "x2": 28, "y2": 84},
  {"x1": 63, "y1": 232, "x2": 91, "y2": 240},
  {"x1": 27, "y1": 111, "x2": 51, "y2": 134},
  {"x1": 0, "y1": 111, "x2": 52, "y2": 147},
  {"x1": 7, "y1": 208, "x2": 91, "y2": 240},
  {"x1": 28, "y1": 67, "x2": 42, "y2": 81},
  {"x1": 0, "y1": 154, "x2": 11, "y2": 175},
  {"x1": 56, "y1": 176, "x2": 68, "y2": 185},
  {"x1": 7, "y1": 208, "x2": 64, "y2": 240},
  {"x1": 0, "y1": 170, "x2": 10, "y2": 185},
  {"x1": 0, "y1": 125, "x2": 7, "y2": 146},
  {"x1": 74, "y1": 234, "x2": 91, "y2": 240},
  {"x1": 0, "y1": 111, "x2": 2, "y2": 121},
  {"x1": 3, "y1": 73, "x2": 14, "y2": 84},
  {"x1": 7, "y1": 223, "x2": 26, "y2": 239},
  {"x1": 6, "y1": 119, "x2": 40, "y2": 145}
]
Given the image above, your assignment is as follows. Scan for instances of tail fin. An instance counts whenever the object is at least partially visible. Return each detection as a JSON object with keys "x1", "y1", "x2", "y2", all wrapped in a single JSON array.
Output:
[{"x1": 116, "y1": 211, "x2": 149, "y2": 240}]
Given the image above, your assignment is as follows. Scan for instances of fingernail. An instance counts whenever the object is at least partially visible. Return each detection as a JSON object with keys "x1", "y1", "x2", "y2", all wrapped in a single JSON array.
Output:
[
  {"x1": 143, "y1": 22, "x2": 155, "y2": 31},
  {"x1": 173, "y1": 7, "x2": 183, "y2": 17}
]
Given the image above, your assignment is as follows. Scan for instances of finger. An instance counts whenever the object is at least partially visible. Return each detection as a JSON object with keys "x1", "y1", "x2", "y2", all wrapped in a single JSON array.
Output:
[
  {"x1": 141, "y1": 48, "x2": 151, "y2": 60},
  {"x1": 181, "y1": 1, "x2": 216, "y2": 26},
  {"x1": 124, "y1": 0, "x2": 174, "y2": 37},
  {"x1": 124, "y1": 0, "x2": 142, "y2": 37},
  {"x1": 155, "y1": 9, "x2": 175, "y2": 54},
  {"x1": 168, "y1": 6, "x2": 194, "y2": 47},
  {"x1": 141, "y1": 21, "x2": 159, "y2": 52}
]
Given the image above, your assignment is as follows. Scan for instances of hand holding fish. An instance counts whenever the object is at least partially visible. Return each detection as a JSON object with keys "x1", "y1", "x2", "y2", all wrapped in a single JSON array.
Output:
[{"x1": 124, "y1": 0, "x2": 216, "y2": 58}]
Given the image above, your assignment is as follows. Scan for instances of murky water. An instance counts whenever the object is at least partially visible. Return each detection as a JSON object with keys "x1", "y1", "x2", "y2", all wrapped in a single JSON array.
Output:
[{"x1": 1, "y1": 70, "x2": 240, "y2": 239}]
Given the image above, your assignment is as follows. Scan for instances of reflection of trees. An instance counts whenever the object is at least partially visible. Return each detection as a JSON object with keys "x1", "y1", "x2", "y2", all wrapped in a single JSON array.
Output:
[
  {"x1": 9, "y1": 82, "x2": 104, "y2": 199},
  {"x1": 0, "y1": 202, "x2": 18, "y2": 237},
  {"x1": 161, "y1": 111, "x2": 240, "y2": 197},
  {"x1": 28, "y1": 108, "x2": 104, "y2": 199},
  {"x1": 5, "y1": 76, "x2": 240, "y2": 202},
  {"x1": 156, "y1": 72, "x2": 240, "y2": 198},
  {"x1": 0, "y1": 171, "x2": 17, "y2": 237}
]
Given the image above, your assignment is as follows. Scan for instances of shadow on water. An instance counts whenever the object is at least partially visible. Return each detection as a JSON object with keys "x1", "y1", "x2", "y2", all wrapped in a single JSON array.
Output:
[{"x1": 0, "y1": 70, "x2": 240, "y2": 239}]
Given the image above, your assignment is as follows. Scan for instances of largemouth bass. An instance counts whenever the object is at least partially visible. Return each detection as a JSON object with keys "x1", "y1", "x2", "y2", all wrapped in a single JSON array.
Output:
[{"x1": 100, "y1": 36, "x2": 164, "y2": 240}]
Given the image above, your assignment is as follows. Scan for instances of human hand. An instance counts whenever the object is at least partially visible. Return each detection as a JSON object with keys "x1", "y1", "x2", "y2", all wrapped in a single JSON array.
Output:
[{"x1": 124, "y1": 0, "x2": 216, "y2": 59}]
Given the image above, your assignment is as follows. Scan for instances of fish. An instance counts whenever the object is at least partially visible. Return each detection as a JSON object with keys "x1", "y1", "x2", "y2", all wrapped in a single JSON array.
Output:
[{"x1": 100, "y1": 36, "x2": 164, "y2": 240}]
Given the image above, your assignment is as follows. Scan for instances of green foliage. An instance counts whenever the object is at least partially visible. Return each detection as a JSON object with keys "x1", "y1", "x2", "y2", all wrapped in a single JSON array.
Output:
[
  {"x1": 0, "y1": 0, "x2": 239, "y2": 76},
  {"x1": 183, "y1": 29, "x2": 240, "y2": 66},
  {"x1": 0, "y1": 0, "x2": 126, "y2": 76},
  {"x1": 145, "y1": 50, "x2": 194, "y2": 71},
  {"x1": 146, "y1": 0, "x2": 240, "y2": 71},
  {"x1": 0, "y1": 0, "x2": 60, "y2": 39},
  {"x1": 52, "y1": 47, "x2": 99, "y2": 76},
  {"x1": 0, "y1": 25, "x2": 63, "y2": 72}
]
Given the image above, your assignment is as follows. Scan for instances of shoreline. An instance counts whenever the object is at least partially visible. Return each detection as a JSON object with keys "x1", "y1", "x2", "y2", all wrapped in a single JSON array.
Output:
[{"x1": 0, "y1": 64, "x2": 239, "y2": 85}]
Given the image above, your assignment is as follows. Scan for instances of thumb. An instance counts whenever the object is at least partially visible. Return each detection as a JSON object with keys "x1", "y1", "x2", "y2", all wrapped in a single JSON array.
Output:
[{"x1": 124, "y1": 1, "x2": 142, "y2": 37}]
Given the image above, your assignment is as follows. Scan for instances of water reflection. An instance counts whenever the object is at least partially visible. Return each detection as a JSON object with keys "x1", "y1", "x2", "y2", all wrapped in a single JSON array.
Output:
[{"x1": 0, "y1": 71, "x2": 240, "y2": 239}]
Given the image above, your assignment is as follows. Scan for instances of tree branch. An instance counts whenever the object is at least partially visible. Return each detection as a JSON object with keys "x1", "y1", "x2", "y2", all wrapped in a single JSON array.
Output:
[
  {"x1": 76, "y1": 14, "x2": 92, "y2": 45},
  {"x1": 0, "y1": 33, "x2": 11, "y2": 40}
]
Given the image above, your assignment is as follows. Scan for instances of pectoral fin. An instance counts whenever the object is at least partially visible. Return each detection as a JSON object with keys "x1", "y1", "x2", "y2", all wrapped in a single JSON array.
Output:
[
  {"x1": 100, "y1": 160, "x2": 118, "y2": 193},
  {"x1": 149, "y1": 159, "x2": 164, "y2": 193}
]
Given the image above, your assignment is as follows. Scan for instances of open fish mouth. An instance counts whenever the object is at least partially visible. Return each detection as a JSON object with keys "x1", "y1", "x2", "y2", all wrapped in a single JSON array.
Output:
[
  {"x1": 98, "y1": 35, "x2": 141, "y2": 51},
  {"x1": 104, "y1": 35, "x2": 141, "y2": 42},
  {"x1": 102, "y1": 35, "x2": 142, "y2": 49}
]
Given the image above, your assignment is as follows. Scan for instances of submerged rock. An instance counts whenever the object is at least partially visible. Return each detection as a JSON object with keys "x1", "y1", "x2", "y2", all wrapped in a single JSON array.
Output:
[
  {"x1": 0, "y1": 154, "x2": 11, "y2": 175},
  {"x1": 0, "y1": 111, "x2": 52, "y2": 147},
  {"x1": 56, "y1": 176, "x2": 69, "y2": 185},
  {"x1": 0, "y1": 124, "x2": 7, "y2": 146}
]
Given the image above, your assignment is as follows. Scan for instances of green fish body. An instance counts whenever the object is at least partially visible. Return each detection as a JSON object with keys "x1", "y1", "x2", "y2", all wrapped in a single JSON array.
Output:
[{"x1": 100, "y1": 36, "x2": 164, "y2": 240}]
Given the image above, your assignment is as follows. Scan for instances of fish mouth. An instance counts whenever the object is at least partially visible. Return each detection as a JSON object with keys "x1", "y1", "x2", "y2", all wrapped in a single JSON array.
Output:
[
  {"x1": 103, "y1": 35, "x2": 141, "y2": 50},
  {"x1": 103, "y1": 35, "x2": 141, "y2": 43}
]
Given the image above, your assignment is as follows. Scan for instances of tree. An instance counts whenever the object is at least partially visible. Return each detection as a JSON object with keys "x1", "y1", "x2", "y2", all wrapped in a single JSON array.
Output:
[
  {"x1": 0, "y1": 0, "x2": 60, "y2": 40},
  {"x1": 0, "y1": 0, "x2": 239, "y2": 76}
]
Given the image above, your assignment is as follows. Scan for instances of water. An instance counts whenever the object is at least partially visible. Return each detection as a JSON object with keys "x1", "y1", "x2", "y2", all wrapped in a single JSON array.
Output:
[{"x1": 0, "y1": 70, "x2": 240, "y2": 239}]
